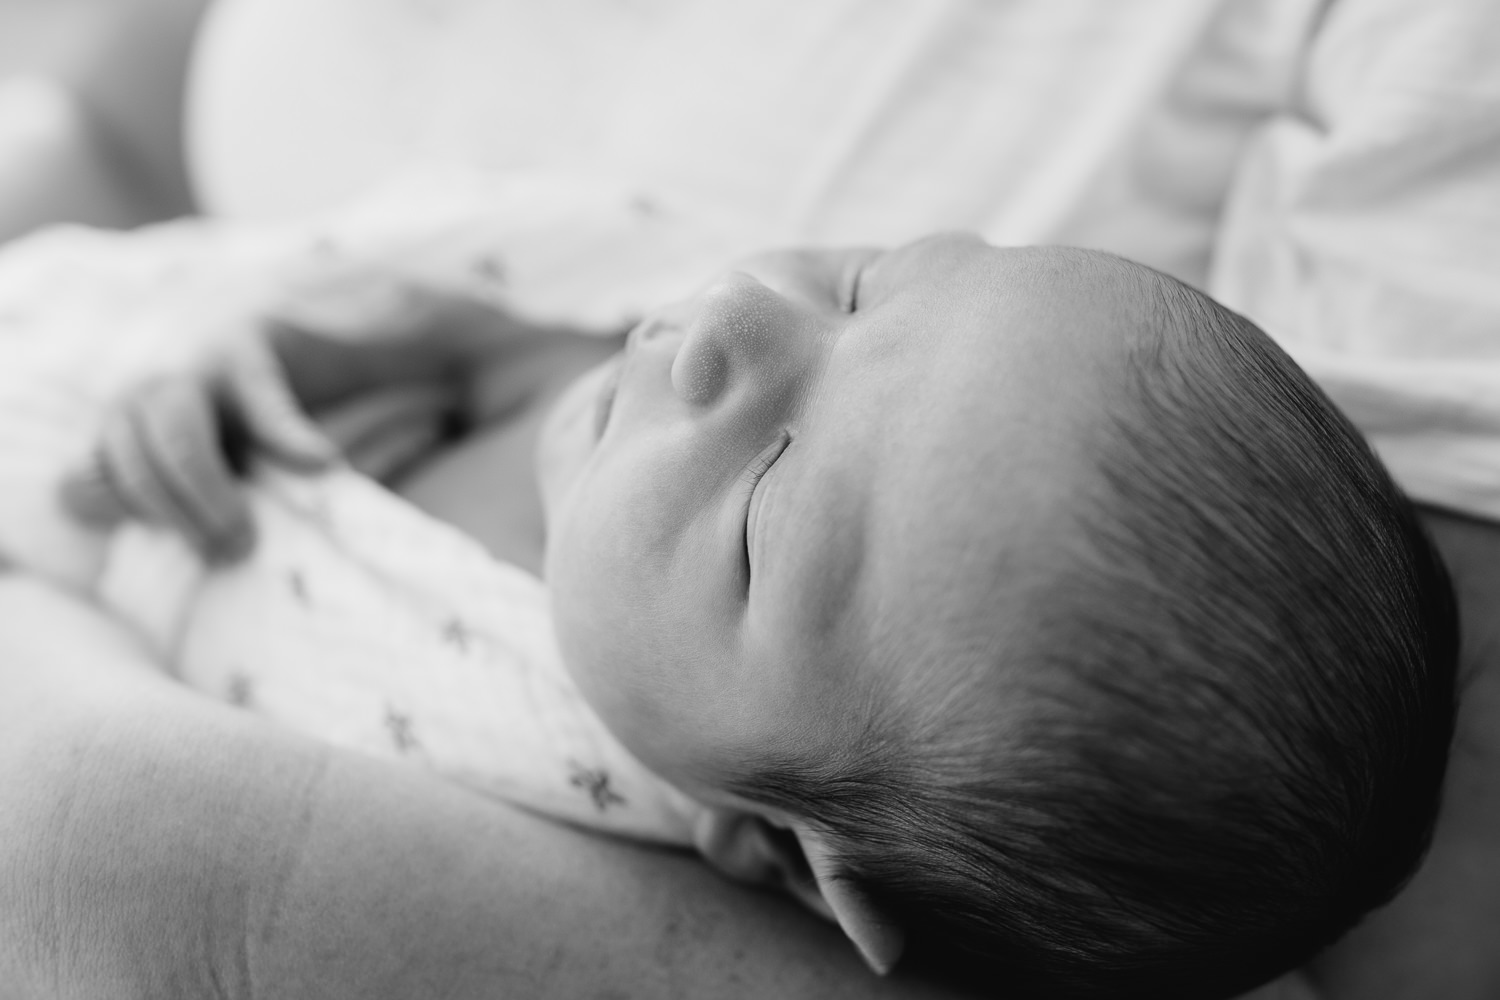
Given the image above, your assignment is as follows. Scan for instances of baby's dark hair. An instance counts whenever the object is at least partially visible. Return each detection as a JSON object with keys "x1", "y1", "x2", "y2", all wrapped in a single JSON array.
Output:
[{"x1": 729, "y1": 259, "x2": 1457, "y2": 999}]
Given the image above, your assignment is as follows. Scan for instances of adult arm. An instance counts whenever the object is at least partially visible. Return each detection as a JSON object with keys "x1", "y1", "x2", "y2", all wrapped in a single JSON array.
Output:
[
  {"x1": 0, "y1": 0, "x2": 208, "y2": 239},
  {"x1": 1304, "y1": 507, "x2": 1500, "y2": 1000},
  {"x1": 0, "y1": 574, "x2": 967, "y2": 1000}
]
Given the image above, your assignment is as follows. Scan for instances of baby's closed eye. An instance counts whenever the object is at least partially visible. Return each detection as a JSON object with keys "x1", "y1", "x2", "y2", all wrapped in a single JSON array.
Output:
[{"x1": 740, "y1": 431, "x2": 792, "y2": 586}]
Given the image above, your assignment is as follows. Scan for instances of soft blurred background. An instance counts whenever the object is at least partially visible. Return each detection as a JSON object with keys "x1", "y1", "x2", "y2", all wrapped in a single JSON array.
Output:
[{"x1": 0, "y1": 0, "x2": 207, "y2": 241}]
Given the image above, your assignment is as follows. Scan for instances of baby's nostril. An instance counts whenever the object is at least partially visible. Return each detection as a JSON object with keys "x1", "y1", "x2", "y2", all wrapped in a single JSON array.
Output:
[
  {"x1": 627, "y1": 315, "x2": 676, "y2": 352},
  {"x1": 630, "y1": 298, "x2": 697, "y2": 349}
]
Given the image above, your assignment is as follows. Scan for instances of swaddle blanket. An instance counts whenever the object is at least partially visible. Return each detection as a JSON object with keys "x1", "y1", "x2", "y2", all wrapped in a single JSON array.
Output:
[
  {"x1": 102, "y1": 466, "x2": 702, "y2": 843},
  {"x1": 0, "y1": 168, "x2": 771, "y2": 843}
]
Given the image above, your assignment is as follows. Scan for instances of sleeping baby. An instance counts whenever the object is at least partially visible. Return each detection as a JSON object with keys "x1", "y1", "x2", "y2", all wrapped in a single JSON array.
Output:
[{"x1": 62, "y1": 233, "x2": 1456, "y2": 1000}]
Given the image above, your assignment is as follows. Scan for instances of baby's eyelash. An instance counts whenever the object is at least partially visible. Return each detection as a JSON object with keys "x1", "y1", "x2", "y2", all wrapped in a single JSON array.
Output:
[
  {"x1": 741, "y1": 432, "x2": 791, "y2": 488},
  {"x1": 741, "y1": 431, "x2": 792, "y2": 585}
]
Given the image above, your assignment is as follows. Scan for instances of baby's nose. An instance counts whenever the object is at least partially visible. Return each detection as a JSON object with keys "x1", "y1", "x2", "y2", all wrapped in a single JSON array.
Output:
[{"x1": 670, "y1": 272, "x2": 808, "y2": 406}]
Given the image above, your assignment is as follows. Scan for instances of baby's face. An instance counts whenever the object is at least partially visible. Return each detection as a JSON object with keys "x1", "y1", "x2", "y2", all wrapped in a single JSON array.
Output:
[{"x1": 538, "y1": 235, "x2": 1135, "y2": 801}]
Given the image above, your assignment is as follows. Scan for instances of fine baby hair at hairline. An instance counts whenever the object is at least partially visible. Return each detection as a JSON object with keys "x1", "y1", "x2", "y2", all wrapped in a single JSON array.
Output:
[{"x1": 727, "y1": 252, "x2": 1458, "y2": 1000}]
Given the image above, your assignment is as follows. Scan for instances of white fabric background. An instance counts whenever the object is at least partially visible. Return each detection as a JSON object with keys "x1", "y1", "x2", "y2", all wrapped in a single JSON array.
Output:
[{"x1": 188, "y1": 0, "x2": 1500, "y2": 519}]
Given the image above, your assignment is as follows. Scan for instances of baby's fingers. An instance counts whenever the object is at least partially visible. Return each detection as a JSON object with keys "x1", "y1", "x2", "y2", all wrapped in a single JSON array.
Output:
[
  {"x1": 316, "y1": 383, "x2": 455, "y2": 483},
  {"x1": 220, "y1": 336, "x2": 338, "y2": 471},
  {"x1": 105, "y1": 382, "x2": 255, "y2": 562}
]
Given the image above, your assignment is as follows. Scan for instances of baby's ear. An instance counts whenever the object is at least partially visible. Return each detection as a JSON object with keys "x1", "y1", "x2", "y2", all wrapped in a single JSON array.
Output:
[
  {"x1": 692, "y1": 808, "x2": 832, "y2": 915},
  {"x1": 800, "y1": 830, "x2": 906, "y2": 976},
  {"x1": 692, "y1": 810, "x2": 905, "y2": 975}
]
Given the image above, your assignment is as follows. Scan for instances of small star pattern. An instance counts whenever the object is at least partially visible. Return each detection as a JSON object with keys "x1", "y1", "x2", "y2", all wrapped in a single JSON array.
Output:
[
  {"x1": 227, "y1": 672, "x2": 255, "y2": 708},
  {"x1": 385, "y1": 705, "x2": 422, "y2": 754},
  {"x1": 569, "y1": 761, "x2": 627, "y2": 812},
  {"x1": 472, "y1": 253, "x2": 507, "y2": 285},
  {"x1": 287, "y1": 569, "x2": 310, "y2": 605},
  {"x1": 441, "y1": 617, "x2": 472, "y2": 653}
]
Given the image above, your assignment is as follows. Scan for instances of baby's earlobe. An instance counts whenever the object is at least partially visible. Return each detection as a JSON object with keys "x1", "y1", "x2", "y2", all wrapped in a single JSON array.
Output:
[
  {"x1": 691, "y1": 808, "x2": 778, "y2": 883},
  {"x1": 690, "y1": 810, "x2": 906, "y2": 975},
  {"x1": 800, "y1": 832, "x2": 907, "y2": 976},
  {"x1": 691, "y1": 808, "x2": 822, "y2": 904}
]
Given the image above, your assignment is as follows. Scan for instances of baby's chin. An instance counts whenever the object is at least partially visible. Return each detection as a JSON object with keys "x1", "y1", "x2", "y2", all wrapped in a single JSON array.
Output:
[{"x1": 535, "y1": 358, "x2": 615, "y2": 526}]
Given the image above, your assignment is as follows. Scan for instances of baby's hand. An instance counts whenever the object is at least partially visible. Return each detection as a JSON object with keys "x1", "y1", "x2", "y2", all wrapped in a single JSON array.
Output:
[
  {"x1": 59, "y1": 280, "x2": 528, "y2": 561},
  {"x1": 60, "y1": 334, "x2": 338, "y2": 563}
]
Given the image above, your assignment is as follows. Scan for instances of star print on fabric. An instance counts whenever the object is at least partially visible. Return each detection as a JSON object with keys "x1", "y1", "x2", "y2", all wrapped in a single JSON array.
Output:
[
  {"x1": 440, "y1": 617, "x2": 472, "y2": 654},
  {"x1": 226, "y1": 672, "x2": 255, "y2": 708},
  {"x1": 384, "y1": 706, "x2": 422, "y2": 754},
  {"x1": 300, "y1": 493, "x2": 335, "y2": 530},
  {"x1": 471, "y1": 254, "x2": 507, "y2": 285},
  {"x1": 287, "y1": 569, "x2": 310, "y2": 606},
  {"x1": 568, "y1": 761, "x2": 627, "y2": 812}
]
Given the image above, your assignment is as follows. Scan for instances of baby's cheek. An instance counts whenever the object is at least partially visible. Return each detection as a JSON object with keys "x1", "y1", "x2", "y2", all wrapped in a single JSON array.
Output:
[
  {"x1": 535, "y1": 382, "x2": 599, "y2": 527},
  {"x1": 548, "y1": 528, "x2": 659, "y2": 745},
  {"x1": 547, "y1": 528, "x2": 613, "y2": 680}
]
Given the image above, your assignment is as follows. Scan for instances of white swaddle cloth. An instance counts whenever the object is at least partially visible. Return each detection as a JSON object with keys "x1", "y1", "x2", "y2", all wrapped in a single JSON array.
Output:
[
  {"x1": 101, "y1": 467, "x2": 703, "y2": 843},
  {"x1": 0, "y1": 167, "x2": 773, "y2": 843}
]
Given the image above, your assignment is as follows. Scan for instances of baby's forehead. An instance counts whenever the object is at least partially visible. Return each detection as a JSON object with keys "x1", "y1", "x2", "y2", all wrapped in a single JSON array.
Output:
[
  {"x1": 761, "y1": 288, "x2": 1141, "y2": 683},
  {"x1": 849, "y1": 241, "x2": 1164, "y2": 409},
  {"x1": 741, "y1": 240, "x2": 1174, "y2": 733},
  {"x1": 863, "y1": 236, "x2": 1157, "y2": 302},
  {"x1": 834, "y1": 242, "x2": 1153, "y2": 466}
]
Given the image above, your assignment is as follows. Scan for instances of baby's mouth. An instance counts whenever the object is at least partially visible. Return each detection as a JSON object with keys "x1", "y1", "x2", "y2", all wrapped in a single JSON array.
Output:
[{"x1": 593, "y1": 352, "x2": 627, "y2": 440}]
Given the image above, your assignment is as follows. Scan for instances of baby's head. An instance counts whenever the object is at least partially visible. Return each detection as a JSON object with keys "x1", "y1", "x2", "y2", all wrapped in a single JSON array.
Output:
[{"x1": 537, "y1": 235, "x2": 1456, "y2": 998}]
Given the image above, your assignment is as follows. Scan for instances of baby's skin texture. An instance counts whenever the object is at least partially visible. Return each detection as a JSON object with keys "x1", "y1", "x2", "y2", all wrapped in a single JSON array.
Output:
[
  {"x1": 538, "y1": 234, "x2": 1157, "y2": 968},
  {"x1": 68, "y1": 233, "x2": 1156, "y2": 974},
  {"x1": 540, "y1": 233, "x2": 1114, "y2": 763}
]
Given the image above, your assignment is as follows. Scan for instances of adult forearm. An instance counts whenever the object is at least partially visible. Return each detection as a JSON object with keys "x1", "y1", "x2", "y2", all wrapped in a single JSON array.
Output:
[
  {"x1": 242, "y1": 722, "x2": 973, "y2": 999},
  {"x1": 0, "y1": 577, "x2": 965, "y2": 1000},
  {"x1": 1305, "y1": 508, "x2": 1500, "y2": 1000},
  {"x1": 0, "y1": 576, "x2": 286, "y2": 998},
  {"x1": 0, "y1": 0, "x2": 209, "y2": 227}
]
